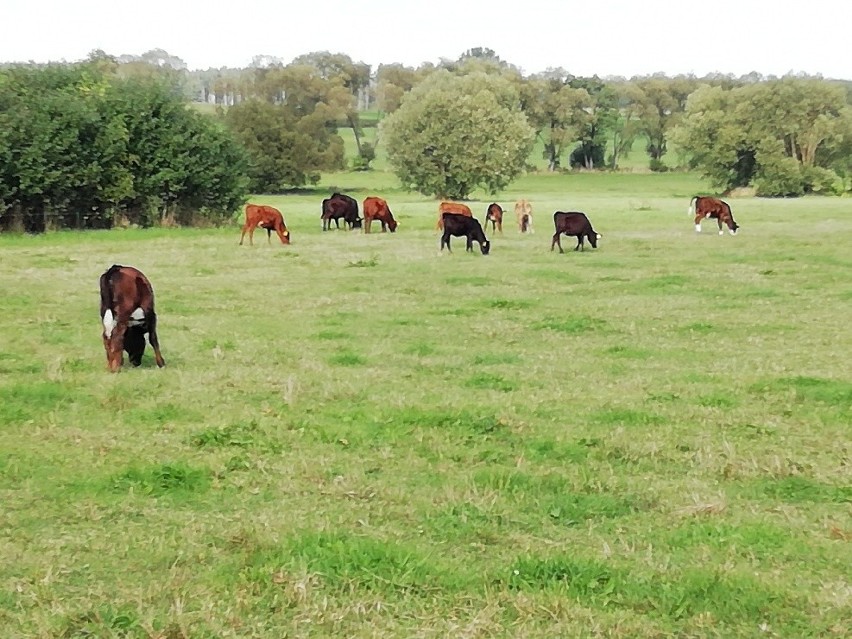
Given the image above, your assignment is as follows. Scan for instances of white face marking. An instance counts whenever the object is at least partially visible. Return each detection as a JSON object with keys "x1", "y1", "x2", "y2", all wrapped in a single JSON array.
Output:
[{"x1": 102, "y1": 309, "x2": 116, "y2": 338}]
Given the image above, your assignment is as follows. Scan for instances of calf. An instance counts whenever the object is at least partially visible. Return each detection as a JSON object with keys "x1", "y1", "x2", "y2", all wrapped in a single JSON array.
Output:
[
  {"x1": 689, "y1": 196, "x2": 739, "y2": 235},
  {"x1": 515, "y1": 199, "x2": 534, "y2": 233},
  {"x1": 322, "y1": 192, "x2": 360, "y2": 231},
  {"x1": 485, "y1": 203, "x2": 503, "y2": 233},
  {"x1": 363, "y1": 196, "x2": 398, "y2": 233},
  {"x1": 436, "y1": 202, "x2": 472, "y2": 230},
  {"x1": 99, "y1": 264, "x2": 165, "y2": 372},
  {"x1": 239, "y1": 204, "x2": 290, "y2": 245},
  {"x1": 440, "y1": 213, "x2": 490, "y2": 255},
  {"x1": 551, "y1": 211, "x2": 601, "y2": 253}
]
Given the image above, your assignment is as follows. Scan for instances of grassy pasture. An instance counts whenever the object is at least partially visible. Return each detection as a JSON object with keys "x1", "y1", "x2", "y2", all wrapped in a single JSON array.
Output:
[{"x1": 1, "y1": 170, "x2": 851, "y2": 638}]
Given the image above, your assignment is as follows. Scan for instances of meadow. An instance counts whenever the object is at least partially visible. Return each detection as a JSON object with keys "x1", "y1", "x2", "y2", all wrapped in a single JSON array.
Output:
[{"x1": 1, "y1": 169, "x2": 850, "y2": 638}]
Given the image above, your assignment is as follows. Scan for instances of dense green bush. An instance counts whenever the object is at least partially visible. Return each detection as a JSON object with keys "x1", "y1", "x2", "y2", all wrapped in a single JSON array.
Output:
[{"x1": 0, "y1": 63, "x2": 249, "y2": 232}]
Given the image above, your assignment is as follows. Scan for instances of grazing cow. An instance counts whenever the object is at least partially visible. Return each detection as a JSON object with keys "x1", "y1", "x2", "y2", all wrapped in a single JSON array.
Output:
[
  {"x1": 436, "y1": 202, "x2": 472, "y2": 230},
  {"x1": 440, "y1": 213, "x2": 490, "y2": 255},
  {"x1": 514, "y1": 199, "x2": 534, "y2": 233},
  {"x1": 321, "y1": 192, "x2": 361, "y2": 231},
  {"x1": 485, "y1": 203, "x2": 503, "y2": 233},
  {"x1": 239, "y1": 204, "x2": 290, "y2": 245},
  {"x1": 363, "y1": 196, "x2": 398, "y2": 233},
  {"x1": 689, "y1": 196, "x2": 739, "y2": 235},
  {"x1": 99, "y1": 264, "x2": 165, "y2": 372},
  {"x1": 551, "y1": 211, "x2": 601, "y2": 253}
]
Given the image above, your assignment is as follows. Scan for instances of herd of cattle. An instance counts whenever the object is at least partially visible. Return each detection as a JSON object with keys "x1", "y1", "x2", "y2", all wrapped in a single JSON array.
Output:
[{"x1": 101, "y1": 194, "x2": 738, "y2": 371}]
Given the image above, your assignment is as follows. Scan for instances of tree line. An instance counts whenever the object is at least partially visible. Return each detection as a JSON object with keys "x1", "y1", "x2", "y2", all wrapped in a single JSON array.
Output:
[{"x1": 1, "y1": 48, "x2": 850, "y2": 230}]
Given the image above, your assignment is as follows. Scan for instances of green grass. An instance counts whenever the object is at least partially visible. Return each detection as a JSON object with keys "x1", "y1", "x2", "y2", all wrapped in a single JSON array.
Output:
[{"x1": 1, "y1": 170, "x2": 851, "y2": 637}]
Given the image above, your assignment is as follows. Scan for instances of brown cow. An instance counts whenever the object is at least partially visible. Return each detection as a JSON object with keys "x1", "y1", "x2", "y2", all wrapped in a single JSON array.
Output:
[
  {"x1": 514, "y1": 199, "x2": 533, "y2": 233},
  {"x1": 485, "y1": 203, "x2": 503, "y2": 233},
  {"x1": 99, "y1": 264, "x2": 165, "y2": 372},
  {"x1": 363, "y1": 196, "x2": 398, "y2": 233},
  {"x1": 436, "y1": 202, "x2": 472, "y2": 230},
  {"x1": 239, "y1": 204, "x2": 290, "y2": 245},
  {"x1": 321, "y1": 193, "x2": 360, "y2": 231},
  {"x1": 689, "y1": 196, "x2": 739, "y2": 235}
]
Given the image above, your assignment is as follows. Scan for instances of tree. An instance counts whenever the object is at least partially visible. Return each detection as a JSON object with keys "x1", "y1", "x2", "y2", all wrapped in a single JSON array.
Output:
[
  {"x1": 521, "y1": 69, "x2": 591, "y2": 171},
  {"x1": 224, "y1": 99, "x2": 343, "y2": 191},
  {"x1": 629, "y1": 75, "x2": 697, "y2": 166},
  {"x1": 381, "y1": 71, "x2": 534, "y2": 199},
  {"x1": 672, "y1": 78, "x2": 851, "y2": 195}
]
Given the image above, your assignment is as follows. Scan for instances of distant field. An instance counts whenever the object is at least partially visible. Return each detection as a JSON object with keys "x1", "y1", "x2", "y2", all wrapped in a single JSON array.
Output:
[{"x1": 1, "y1": 171, "x2": 850, "y2": 637}]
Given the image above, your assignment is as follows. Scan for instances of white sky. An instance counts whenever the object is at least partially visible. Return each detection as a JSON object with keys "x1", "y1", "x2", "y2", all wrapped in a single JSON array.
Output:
[{"x1": 2, "y1": 0, "x2": 850, "y2": 79}]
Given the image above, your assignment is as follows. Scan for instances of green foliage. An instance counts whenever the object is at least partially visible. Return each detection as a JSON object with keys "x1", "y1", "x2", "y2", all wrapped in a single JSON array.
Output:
[
  {"x1": 224, "y1": 99, "x2": 343, "y2": 191},
  {"x1": 381, "y1": 71, "x2": 535, "y2": 199},
  {"x1": 675, "y1": 78, "x2": 851, "y2": 196},
  {"x1": 0, "y1": 63, "x2": 249, "y2": 231},
  {"x1": 351, "y1": 141, "x2": 376, "y2": 171}
]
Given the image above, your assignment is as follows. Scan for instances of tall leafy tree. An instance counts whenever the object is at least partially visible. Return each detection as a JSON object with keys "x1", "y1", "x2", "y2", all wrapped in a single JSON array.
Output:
[{"x1": 381, "y1": 71, "x2": 534, "y2": 199}]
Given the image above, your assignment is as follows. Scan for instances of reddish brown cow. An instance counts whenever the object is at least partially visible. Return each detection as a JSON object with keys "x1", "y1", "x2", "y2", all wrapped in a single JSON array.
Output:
[
  {"x1": 689, "y1": 196, "x2": 739, "y2": 235},
  {"x1": 485, "y1": 203, "x2": 503, "y2": 233},
  {"x1": 363, "y1": 196, "x2": 398, "y2": 233},
  {"x1": 99, "y1": 264, "x2": 165, "y2": 372},
  {"x1": 239, "y1": 204, "x2": 291, "y2": 245},
  {"x1": 436, "y1": 202, "x2": 472, "y2": 230}
]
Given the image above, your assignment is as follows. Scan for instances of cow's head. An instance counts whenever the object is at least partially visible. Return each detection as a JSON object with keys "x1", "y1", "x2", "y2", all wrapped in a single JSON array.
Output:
[
  {"x1": 388, "y1": 219, "x2": 398, "y2": 232},
  {"x1": 480, "y1": 239, "x2": 491, "y2": 255},
  {"x1": 588, "y1": 232, "x2": 601, "y2": 249},
  {"x1": 282, "y1": 229, "x2": 291, "y2": 244},
  {"x1": 124, "y1": 327, "x2": 147, "y2": 366}
]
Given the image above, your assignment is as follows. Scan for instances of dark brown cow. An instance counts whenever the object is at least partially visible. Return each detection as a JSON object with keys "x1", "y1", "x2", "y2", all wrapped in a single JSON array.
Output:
[
  {"x1": 321, "y1": 193, "x2": 360, "y2": 231},
  {"x1": 689, "y1": 196, "x2": 739, "y2": 235},
  {"x1": 99, "y1": 264, "x2": 165, "y2": 372},
  {"x1": 239, "y1": 204, "x2": 290, "y2": 245},
  {"x1": 441, "y1": 213, "x2": 490, "y2": 255},
  {"x1": 363, "y1": 196, "x2": 398, "y2": 233},
  {"x1": 436, "y1": 202, "x2": 472, "y2": 230},
  {"x1": 551, "y1": 211, "x2": 601, "y2": 253},
  {"x1": 485, "y1": 203, "x2": 503, "y2": 233}
]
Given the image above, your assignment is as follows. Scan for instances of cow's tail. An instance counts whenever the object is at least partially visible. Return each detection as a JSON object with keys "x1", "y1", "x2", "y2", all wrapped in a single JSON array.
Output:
[{"x1": 688, "y1": 196, "x2": 698, "y2": 217}]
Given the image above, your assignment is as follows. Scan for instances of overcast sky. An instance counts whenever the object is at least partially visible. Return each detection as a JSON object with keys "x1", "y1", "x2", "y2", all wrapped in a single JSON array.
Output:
[{"x1": 2, "y1": 0, "x2": 849, "y2": 79}]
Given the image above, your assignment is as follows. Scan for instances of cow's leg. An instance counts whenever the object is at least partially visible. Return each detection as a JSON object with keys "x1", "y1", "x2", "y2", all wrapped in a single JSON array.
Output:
[
  {"x1": 575, "y1": 236, "x2": 584, "y2": 251},
  {"x1": 247, "y1": 224, "x2": 257, "y2": 245},
  {"x1": 441, "y1": 233, "x2": 451, "y2": 252},
  {"x1": 497, "y1": 220, "x2": 502, "y2": 234},
  {"x1": 147, "y1": 312, "x2": 166, "y2": 368},
  {"x1": 239, "y1": 223, "x2": 250, "y2": 245},
  {"x1": 381, "y1": 221, "x2": 387, "y2": 233},
  {"x1": 466, "y1": 235, "x2": 474, "y2": 252},
  {"x1": 551, "y1": 232, "x2": 563, "y2": 253},
  {"x1": 364, "y1": 217, "x2": 371, "y2": 234},
  {"x1": 267, "y1": 228, "x2": 273, "y2": 244}
]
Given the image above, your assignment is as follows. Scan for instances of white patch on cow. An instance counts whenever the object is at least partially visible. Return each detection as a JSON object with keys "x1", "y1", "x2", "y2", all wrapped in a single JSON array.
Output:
[
  {"x1": 102, "y1": 309, "x2": 116, "y2": 338},
  {"x1": 129, "y1": 307, "x2": 145, "y2": 327},
  {"x1": 695, "y1": 224, "x2": 702, "y2": 233},
  {"x1": 730, "y1": 229, "x2": 738, "y2": 235},
  {"x1": 596, "y1": 234, "x2": 601, "y2": 239}
]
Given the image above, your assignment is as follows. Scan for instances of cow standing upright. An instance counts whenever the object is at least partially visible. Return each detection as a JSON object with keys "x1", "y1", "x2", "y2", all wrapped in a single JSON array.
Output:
[
  {"x1": 485, "y1": 203, "x2": 503, "y2": 233},
  {"x1": 689, "y1": 196, "x2": 739, "y2": 235},
  {"x1": 440, "y1": 213, "x2": 490, "y2": 254},
  {"x1": 321, "y1": 193, "x2": 361, "y2": 231},
  {"x1": 363, "y1": 196, "x2": 398, "y2": 233},
  {"x1": 436, "y1": 202, "x2": 472, "y2": 230},
  {"x1": 239, "y1": 204, "x2": 290, "y2": 245},
  {"x1": 514, "y1": 199, "x2": 533, "y2": 233},
  {"x1": 551, "y1": 211, "x2": 601, "y2": 253},
  {"x1": 99, "y1": 265, "x2": 166, "y2": 372}
]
